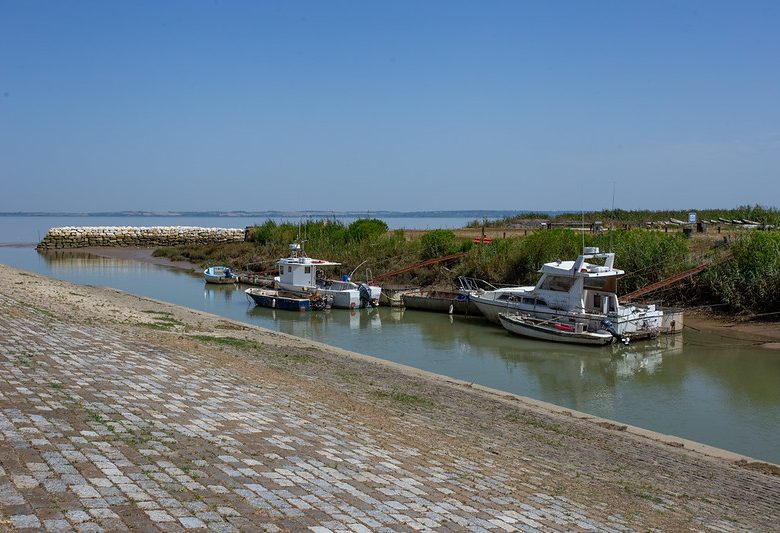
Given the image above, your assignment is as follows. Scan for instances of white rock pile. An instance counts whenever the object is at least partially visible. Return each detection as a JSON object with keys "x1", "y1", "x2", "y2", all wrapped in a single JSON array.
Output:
[{"x1": 36, "y1": 226, "x2": 246, "y2": 249}]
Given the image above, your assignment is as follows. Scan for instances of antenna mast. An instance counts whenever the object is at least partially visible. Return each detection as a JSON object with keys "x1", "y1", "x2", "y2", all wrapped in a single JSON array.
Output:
[{"x1": 609, "y1": 181, "x2": 616, "y2": 253}]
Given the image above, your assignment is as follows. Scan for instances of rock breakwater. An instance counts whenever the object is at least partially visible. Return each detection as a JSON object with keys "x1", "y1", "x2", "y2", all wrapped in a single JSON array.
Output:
[{"x1": 36, "y1": 226, "x2": 246, "y2": 249}]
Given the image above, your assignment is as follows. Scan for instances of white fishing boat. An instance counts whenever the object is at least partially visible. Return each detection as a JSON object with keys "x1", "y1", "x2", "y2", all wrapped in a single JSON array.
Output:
[
  {"x1": 204, "y1": 265, "x2": 239, "y2": 284},
  {"x1": 498, "y1": 313, "x2": 617, "y2": 346},
  {"x1": 465, "y1": 247, "x2": 663, "y2": 339},
  {"x1": 275, "y1": 243, "x2": 381, "y2": 309}
]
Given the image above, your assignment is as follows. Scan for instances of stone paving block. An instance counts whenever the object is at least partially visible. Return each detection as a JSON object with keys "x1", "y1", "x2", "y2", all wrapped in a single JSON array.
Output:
[
  {"x1": 12, "y1": 475, "x2": 39, "y2": 490},
  {"x1": 67, "y1": 510, "x2": 91, "y2": 524},
  {"x1": 43, "y1": 518, "x2": 71, "y2": 532},
  {"x1": 179, "y1": 516, "x2": 207, "y2": 529},
  {"x1": 11, "y1": 514, "x2": 42, "y2": 529},
  {"x1": 0, "y1": 483, "x2": 26, "y2": 505}
]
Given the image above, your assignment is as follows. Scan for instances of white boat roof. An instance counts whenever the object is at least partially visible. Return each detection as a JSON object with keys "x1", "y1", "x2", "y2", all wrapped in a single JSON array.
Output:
[
  {"x1": 539, "y1": 251, "x2": 624, "y2": 277},
  {"x1": 278, "y1": 256, "x2": 341, "y2": 267}
]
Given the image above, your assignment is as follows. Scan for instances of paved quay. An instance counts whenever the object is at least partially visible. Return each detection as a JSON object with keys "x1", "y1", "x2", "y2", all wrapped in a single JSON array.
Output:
[{"x1": 1, "y1": 266, "x2": 779, "y2": 532}]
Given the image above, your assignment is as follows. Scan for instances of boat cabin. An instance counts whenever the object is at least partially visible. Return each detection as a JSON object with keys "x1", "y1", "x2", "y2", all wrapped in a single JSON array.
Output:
[
  {"x1": 277, "y1": 243, "x2": 340, "y2": 290},
  {"x1": 533, "y1": 247, "x2": 622, "y2": 316}
]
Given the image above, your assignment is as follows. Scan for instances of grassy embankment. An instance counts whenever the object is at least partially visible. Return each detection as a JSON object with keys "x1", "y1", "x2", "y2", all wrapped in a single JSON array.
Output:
[
  {"x1": 469, "y1": 204, "x2": 780, "y2": 228},
  {"x1": 152, "y1": 213, "x2": 780, "y2": 316}
]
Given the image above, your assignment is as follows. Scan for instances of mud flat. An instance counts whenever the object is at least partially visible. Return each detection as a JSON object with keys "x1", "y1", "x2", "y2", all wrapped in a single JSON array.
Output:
[{"x1": 1, "y1": 264, "x2": 778, "y2": 531}]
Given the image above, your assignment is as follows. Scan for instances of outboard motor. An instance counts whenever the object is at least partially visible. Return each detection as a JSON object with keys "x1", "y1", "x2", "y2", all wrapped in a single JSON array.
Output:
[
  {"x1": 358, "y1": 283, "x2": 372, "y2": 308},
  {"x1": 601, "y1": 319, "x2": 630, "y2": 345}
]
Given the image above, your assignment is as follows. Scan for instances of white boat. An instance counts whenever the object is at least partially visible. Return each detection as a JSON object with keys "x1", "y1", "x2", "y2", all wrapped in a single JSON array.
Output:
[
  {"x1": 465, "y1": 247, "x2": 663, "y2": 339},
  {"x1": 498, "y1": 313, "x2": 617, "y2": 346},
  {"x1": 204, "y1": 265, "x2": 239, "y2": 284},
  {"x1": 275, "y1": 243, "x2": 381, "y2": 309}
]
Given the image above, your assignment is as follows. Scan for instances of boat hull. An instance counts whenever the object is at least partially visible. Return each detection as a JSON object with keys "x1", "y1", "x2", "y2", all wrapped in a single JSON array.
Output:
[
  {"x1": 204, "y1": 274, "x2": 238, "y2": 284},
  {"x1": 245, "y1": 289, "x2": 311, "y2": 312},
  {"x1": 278, "y1": 281, "x2": 381, "y2": 309},
  {"x1": 403, "y1": 291, "x2": 479, "y2": 315},
  {"x1": 469, "y1": 292, "x2": 662, "y2": 337},
  {"x1": 498, "y1": 314, "x2": 614, "y2": 346},
  {"x1": 204, "y1": 266, "x2": 239, "y2": 284}
]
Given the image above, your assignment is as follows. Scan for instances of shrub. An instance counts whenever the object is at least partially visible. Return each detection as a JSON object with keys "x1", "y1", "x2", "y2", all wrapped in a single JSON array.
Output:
[
  {"x1": 610, "y1": 230, "x2": 691, "y2": 294},
  {"x1": 346, "y1": 218, "x2": 388, "y2": 242},
  {"x1": 251, "y1": 220, "x2": 277, "y2": 244},
  {"x1": 419, "y1": 229, "x2": 461, "y2": 260},
  {"x1": 702, "y1": 231, "x2": 780, "y2": 313}
]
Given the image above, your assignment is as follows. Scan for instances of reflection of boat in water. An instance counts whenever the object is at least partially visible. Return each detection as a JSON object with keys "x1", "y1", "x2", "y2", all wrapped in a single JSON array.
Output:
[
  {"x1": 247, "y1": 304, "x2": 382, "y2": 335},
  {"x1": 244, "y1": 288, "x2": 331, "y2": 312},
  {"x1": 464, "y1": 248, "x2": 666, "y2": 339},
  {"x1": 276, "y1": 243, "x2": 381, "y2": 309},
  {"x1": 203, "y1": 282, "x2": 241, "y2": 303},
  {"x1": 498, "y1": 313, "x2": 617, "y2": 346}
]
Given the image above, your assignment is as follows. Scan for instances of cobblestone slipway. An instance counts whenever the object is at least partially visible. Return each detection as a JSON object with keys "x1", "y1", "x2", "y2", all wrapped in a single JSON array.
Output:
[{"x1": 0, "y1": 267, "x2": 778, "y2": 531}]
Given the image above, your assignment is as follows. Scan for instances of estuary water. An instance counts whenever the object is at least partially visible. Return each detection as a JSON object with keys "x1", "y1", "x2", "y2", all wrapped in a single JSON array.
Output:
[{"x1": 1, "y1": 217, "x2": 779, "y2": 464}]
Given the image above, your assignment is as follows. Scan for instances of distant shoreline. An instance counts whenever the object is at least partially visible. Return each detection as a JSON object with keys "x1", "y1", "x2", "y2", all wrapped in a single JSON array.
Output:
[{"x1": 0, "y1": 210, "x2": 551, "y2": 218}]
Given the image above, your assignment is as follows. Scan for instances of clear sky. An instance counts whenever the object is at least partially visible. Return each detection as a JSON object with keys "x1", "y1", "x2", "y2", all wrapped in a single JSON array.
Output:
[{"x1": 1, "y1": 1, "x2": 778, "y2": 213}]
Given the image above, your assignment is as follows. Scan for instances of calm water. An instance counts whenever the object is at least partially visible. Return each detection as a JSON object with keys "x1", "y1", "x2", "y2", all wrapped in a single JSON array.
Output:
[{"x1": 1, "y1": 244, "x2": 779, "y2": 464}]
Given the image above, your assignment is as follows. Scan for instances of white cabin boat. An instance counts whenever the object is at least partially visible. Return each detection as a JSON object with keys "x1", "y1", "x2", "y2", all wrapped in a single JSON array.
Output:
[
  {"x1": 275, "y1": 243, "x2": 381, "y2": 309},
  {"x1": 466, "y1": 247, "x2": 663, "y2": 338}
]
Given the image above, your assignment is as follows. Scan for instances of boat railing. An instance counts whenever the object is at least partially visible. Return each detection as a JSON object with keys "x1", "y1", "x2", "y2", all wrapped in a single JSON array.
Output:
[{"x1": 457, "y1": 276, "x2": 498, "y2": 292}]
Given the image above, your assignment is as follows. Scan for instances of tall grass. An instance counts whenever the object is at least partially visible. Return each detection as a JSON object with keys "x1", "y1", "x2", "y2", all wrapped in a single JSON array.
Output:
[
  {"x1": 702, "y1": 231, "x2": 780, "y2": 314},
  {"x1": 454, "y1": 229, "x2": 691, "y2": 293}
]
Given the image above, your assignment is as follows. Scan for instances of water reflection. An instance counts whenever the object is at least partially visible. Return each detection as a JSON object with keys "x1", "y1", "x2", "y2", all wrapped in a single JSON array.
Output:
[
  {"x1": 203, "y1": 283, "x2": 242, "y2": 304},
  {"x1": 40, "y1": 250, "x2": 159, "y2": 272},
  {"x1": 247, "y1": 305, "x2": 383, "y2": 337}
]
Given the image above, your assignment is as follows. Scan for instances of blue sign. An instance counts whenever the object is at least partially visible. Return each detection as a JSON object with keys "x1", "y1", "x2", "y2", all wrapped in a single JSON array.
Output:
[{"x1": 688, "y1": 212, "x2": 697, "y2": 223}]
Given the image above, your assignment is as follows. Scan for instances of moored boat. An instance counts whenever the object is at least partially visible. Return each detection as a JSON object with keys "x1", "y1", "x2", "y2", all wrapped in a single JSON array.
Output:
[
  {"x1": 498, "y1": 313, "x2": 616, "y2": 346},
  {"x1": 245, "y1": 288, "x2": 331, "y2": 312},
  {"x1": 465, "y1": 247, "x2": 664, "y2": 339},
  {"x1": 276, "y1": 243, "x2": 381, "y2": 309},
  {"x1": 402, "y1": 289, "x2": 479, "y2": 315},
  {"x1": 204, "y1": 266, "x2": 239, "y2": 284}
]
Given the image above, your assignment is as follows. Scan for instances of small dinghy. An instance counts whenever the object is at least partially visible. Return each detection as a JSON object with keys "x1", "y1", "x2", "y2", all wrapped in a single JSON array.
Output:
[
  {"x1": 498, "y1": 313, "x2": 618, "y2": 346},
  {"x1": 204, "y1": 266, "x2": 239, "y2": 284}
]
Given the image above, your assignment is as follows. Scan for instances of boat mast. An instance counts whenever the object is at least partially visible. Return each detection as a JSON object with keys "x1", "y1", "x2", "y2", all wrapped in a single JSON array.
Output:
[{"x1": 609, "y1": 181, "x2": 615, "y2": 253}]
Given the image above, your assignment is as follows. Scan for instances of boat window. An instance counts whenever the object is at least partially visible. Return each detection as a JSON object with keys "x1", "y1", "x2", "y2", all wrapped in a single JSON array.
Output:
[
  {"x1": 304, "y1": 266, "x2": 311, "y2": 274},
  {"x1": 539, "y1": 275, "x2": 575, "y2": 292},
  {"x1": 593, "y1": 294, "x2": 601, "y2": 309},
  {"x1": 521, "y1": 297, "x2": 534, "y2": 305},
  {"x1": 497, "y1": 294, "x2": 510, "y2": 301},
  {"x1": 584, "y1": 277, "x2": 617, "y2": 292},
  {"x1": 288, "y1": 266, "x2": 292, "y2": 273},
  {"x1": 536, "y1": 298, "x2": 547, "y2": 306}
]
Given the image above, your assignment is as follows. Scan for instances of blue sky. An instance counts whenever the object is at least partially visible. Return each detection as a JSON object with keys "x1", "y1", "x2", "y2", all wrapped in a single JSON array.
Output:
[{"x1": 1, "y1": 1, "x2": 778, "y2": 212}]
